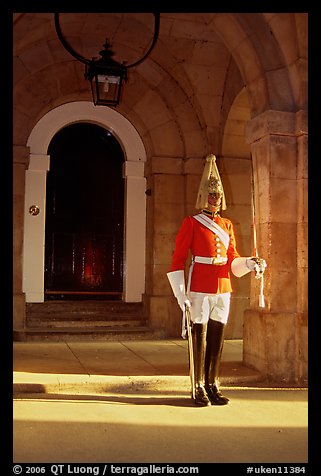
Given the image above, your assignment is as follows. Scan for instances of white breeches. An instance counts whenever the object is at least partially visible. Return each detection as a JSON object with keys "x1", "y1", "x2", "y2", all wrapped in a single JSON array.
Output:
[{"x1": 188, "y1": 291, "x2": 231, "y2": 325}]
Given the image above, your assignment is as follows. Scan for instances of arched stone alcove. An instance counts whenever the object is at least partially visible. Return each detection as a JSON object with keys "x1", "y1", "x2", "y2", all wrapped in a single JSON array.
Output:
[{"x1": 23, "y1": 101, "x2": 147, "y2": 303}]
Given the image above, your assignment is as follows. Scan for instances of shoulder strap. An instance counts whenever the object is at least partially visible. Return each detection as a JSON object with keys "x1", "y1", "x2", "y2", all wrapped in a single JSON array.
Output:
[{"x1": 193, "y1": 214, "x2": 230, "y2": 249}]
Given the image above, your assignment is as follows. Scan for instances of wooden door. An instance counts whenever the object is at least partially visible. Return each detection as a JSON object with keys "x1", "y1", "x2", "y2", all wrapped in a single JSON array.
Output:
[{"x1": 45, "y1": 123, "x2": 124, "y2": 300}]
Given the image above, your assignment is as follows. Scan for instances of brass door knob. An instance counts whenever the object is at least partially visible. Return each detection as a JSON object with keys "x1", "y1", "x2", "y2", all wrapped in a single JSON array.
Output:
[{"x1": 29, "y1": 205, "x2": 40, "y2": 216}]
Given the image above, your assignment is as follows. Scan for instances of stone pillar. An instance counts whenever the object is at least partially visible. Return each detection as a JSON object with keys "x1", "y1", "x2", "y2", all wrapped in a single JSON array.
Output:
[
  {"x1": 244, "y1": 110, "x2": 308, "y2": 383},
  {"x1": 22, "y1": 154, "x2": 50, "y2": 303},
  {"x1": 123, "y1": 160, "x2": 147, "y2": 302},
  {"x1": 13, "y1": 145, "x2": 29, "y2": 331}
]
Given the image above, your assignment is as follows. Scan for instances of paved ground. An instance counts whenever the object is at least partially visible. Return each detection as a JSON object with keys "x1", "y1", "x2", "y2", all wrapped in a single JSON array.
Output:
[{"x1": 13, "y1": 339, "x2": 308, "y2": 466}]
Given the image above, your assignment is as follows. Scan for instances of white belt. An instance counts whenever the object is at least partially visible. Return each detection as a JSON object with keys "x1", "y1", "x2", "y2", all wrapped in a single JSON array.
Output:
[{"x1": 194, "y1": 256, "x2": 228, "y2": 266}]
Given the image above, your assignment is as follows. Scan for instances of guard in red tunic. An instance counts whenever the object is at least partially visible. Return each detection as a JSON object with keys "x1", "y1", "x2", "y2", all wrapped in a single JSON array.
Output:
[{"x1": 167, "y1": 154, "x2": 266, "y2": 406}]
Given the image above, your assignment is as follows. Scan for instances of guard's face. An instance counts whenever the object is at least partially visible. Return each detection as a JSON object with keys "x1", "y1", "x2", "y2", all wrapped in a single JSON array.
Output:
[{"x1": 208, "y1": 192, "x2": 222, "y2": 208}]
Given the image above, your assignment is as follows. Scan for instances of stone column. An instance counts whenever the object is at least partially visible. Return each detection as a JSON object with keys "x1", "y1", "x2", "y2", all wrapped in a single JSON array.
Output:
[
  {"x1": 13, "y1": 145, "x2": 29, "y2": 331},
  {"x1": 244, "y1": 110, "x2": 308, "y2": 383},
  {"x1": 22, "y1": 154, "x2": 50, "y2": 303},
  {"x1": 123, "y1": 160, "x2": 147, "y2": 302}
]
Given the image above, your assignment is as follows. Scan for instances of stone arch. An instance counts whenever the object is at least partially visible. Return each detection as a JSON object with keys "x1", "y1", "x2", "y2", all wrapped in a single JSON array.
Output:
[
  {"x1": 212, "y1": 13, "x2": 295, "y2": 115},
  {"x1": 23, "y1": 101, "x2": 147, "y2": 302}
]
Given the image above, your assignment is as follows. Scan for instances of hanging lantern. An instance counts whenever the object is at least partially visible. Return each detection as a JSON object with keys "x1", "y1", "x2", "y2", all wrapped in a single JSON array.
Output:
[
  {"x1": 54, "y1": 13, "x2": 159, "y2": 108},
  {"x1": 85, "y1": 40, "x2": 128, "y2": 107}
]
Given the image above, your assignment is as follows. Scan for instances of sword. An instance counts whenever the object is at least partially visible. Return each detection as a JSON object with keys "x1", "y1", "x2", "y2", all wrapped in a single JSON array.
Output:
[
  {"x1": 184, "y1": 303, "x2": 195, "y2": 400},
  {"x1": 251, "y1": 161, "x2": 266, "y2": 308}
]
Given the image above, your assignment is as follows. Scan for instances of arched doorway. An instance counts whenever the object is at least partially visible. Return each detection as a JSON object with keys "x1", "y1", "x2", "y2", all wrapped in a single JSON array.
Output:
[
  {"x1": 45, "y1": 123, "x2": 125, "y2": 300},
  {"x1": 23, "y1": 101, "x2": 147, "y2": 303}
]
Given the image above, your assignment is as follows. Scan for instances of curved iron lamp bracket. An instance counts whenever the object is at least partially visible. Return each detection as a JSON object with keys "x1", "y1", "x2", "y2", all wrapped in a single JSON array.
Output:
[{"x1": 54, "y1": 13, "x2": 160, "y2": 69}]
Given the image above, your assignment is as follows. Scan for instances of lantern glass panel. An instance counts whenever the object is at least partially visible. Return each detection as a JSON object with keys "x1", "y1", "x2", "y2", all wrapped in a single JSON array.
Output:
[{"x1": 91, "y1": 73, "x2": 122, "y2": 106}]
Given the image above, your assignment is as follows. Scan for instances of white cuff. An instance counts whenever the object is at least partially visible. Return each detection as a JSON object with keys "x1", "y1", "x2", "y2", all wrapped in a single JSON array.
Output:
[{"x1": 231, "y1": 257, "x2": 252, "y2": 277}]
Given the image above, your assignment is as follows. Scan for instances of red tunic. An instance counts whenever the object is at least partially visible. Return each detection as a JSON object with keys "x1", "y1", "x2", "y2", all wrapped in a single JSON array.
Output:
[{"x1": 170, "y1": 214, "x2": 240, "y2": 294}]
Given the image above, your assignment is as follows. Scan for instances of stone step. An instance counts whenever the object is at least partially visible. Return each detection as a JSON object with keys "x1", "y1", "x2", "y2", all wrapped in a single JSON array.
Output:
[
  {"x1": 26, "y1": 300, "x2": 143, "y2": 311},
  {"x1": 22, "y1": 300, "x2": 156, "y2": 342},
  {"x1": 26, "y1": 318, "x2": 146, "y2": 329},
  {"x1": 14, "y1": 326, "x2": 165, "y2": 342},
  {"x1": 26, "y1": 300, "x2": 144, "y2": 321}
]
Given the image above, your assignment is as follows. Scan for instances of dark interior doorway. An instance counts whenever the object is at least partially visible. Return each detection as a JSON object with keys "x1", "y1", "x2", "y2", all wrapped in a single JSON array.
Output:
[{"x1": 45, "y1": 122, "x2": 125, "y2": 300}]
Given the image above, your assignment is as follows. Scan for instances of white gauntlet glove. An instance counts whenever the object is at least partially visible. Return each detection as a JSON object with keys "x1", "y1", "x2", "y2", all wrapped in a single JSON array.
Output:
[
  {"x1": 167, "y1": 270, "x2": 191, "y2": 311},
  {"x1": 232, "y1": 257, "x2": 267, "y2": 308},
  {"x1": 232, "y1": 257, "x2": 267, "y2": 278}
]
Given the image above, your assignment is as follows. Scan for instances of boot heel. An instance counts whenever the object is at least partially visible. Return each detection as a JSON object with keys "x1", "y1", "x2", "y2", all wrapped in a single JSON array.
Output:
[
  {"x1": 194, "y1": 385, "x2": 211, "y2": 406},
  {"x1": 206, "y1": 384, "x2": 229, "y2": 405}
]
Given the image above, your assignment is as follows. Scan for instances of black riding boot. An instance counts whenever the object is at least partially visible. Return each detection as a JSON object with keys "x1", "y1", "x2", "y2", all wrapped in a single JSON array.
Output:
[
  {"x1": 205, "y1": 319, "x2": 230, "y2": 405},
  {"x1": 192, "y1": 323, "x2": 211, "y2": 406}
]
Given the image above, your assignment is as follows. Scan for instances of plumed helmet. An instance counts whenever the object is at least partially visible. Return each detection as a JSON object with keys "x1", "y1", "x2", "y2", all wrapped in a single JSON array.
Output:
[
  {"x1": 208, "y1": 177, "x2": 224, "y2": 196},
  {"x1": 195, "y1": 154, "x2": 227, "y2": 210}
]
